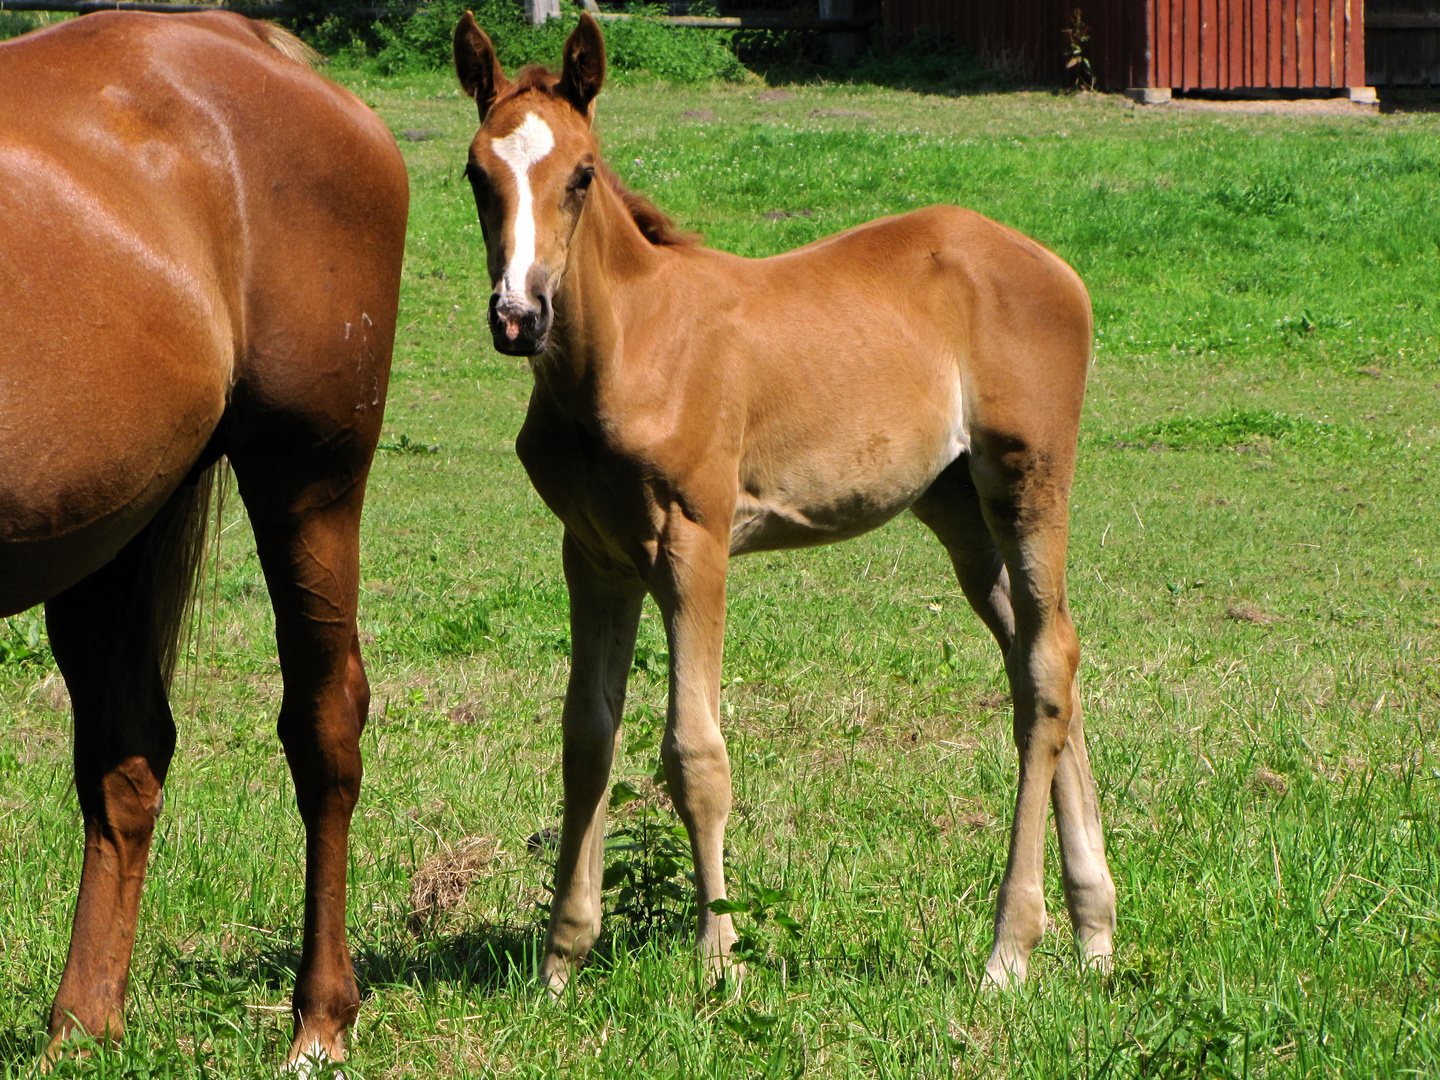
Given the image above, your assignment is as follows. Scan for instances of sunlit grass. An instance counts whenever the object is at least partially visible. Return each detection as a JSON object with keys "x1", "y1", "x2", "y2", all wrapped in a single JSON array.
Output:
[{"x1": 1, "y1": 70, "x2": 1437, "y2": 1078}]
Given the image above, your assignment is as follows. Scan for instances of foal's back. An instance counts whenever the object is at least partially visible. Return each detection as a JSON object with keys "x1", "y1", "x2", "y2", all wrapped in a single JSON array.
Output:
[
  {"x1": 0, "y1": 13, "x2": 405, "y2": 613},
  {"x1": 583, "y1": 204, "x2": 1092, "y2": 554}
]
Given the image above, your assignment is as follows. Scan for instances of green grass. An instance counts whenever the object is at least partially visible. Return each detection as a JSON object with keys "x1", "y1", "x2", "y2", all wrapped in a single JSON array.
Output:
[{"x1": 2, "y1": 69, "x2": 1439, "y2": 1078}]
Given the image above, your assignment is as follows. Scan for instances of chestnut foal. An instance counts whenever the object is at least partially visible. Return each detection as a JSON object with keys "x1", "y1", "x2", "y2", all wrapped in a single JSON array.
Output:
[
  {"x1": 1, "y1": 13, "x2": 407, "y2": 1069},
  {"x1": 454, "y1": 12, "x2": 1115, "y2": 990}
]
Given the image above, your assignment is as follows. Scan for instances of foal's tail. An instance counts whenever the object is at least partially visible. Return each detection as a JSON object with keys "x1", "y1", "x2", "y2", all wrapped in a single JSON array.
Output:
[{"x1": 136, "y1": 462, "x2": 227, "y2": 690}]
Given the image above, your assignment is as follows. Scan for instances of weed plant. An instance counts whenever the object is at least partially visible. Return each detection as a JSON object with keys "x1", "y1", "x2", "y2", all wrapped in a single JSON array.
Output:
[
  {"x1": 0, "y1": 11, "x2": 67, "y2": 41},
  {"x1": 1, "y1": 71, "x2": 1438, "y2": 1078}
]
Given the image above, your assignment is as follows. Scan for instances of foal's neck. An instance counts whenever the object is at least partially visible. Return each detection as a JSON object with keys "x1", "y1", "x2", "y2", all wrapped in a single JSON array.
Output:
[{"x1": 538, "y1": 175, "x2": 667, "y2": 401}]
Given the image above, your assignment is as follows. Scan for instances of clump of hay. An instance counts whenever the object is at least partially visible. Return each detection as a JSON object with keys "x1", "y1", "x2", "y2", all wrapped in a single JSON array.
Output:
[
  {"x1": 1226, "y1": 602, "x2": 1279, "y2": 625},
  {"x1": 1250, "y1": 766, "x2": 1289, "y2": 797},
  {"x1": 406, "y1": 836, "x2": 499, "y2": 938}
]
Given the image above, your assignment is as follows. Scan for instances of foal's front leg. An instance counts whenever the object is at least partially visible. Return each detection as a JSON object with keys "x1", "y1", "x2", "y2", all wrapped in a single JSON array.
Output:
[
  {"x1": 649, "y1": 515, "x2": 739, "y2": 981},
  {"x1": 539, "y1": 532, "x2": 645, "y2": 994}
]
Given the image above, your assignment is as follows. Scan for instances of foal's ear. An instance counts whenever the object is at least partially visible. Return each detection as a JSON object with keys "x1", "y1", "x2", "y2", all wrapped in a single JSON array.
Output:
[
  {"x1": 454, "y1": 12, "x2": 508, "y2": 122},
  {"x1": 559, "y1": 12, "x2": 606, "y2": 120}
]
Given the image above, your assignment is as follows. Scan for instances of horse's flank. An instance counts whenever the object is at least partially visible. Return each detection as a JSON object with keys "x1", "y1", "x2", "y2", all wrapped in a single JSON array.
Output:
[{"x1": 0, "y1": 11, "x2": 400, "y2": 614}]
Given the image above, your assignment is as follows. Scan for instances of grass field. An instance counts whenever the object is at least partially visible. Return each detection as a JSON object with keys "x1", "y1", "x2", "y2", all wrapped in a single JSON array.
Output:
[{"x1": 2, "y1": 66, "x2": 1439, "y2": 1078}]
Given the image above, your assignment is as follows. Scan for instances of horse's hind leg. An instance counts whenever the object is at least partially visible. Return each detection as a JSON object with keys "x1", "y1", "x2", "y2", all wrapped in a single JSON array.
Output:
[
  {"x1": 911, "y1": 459, "x2": 1015, "y2": 654},
  {"x1": 227, "y1": 449, "x2": 371, "y2": 1069},
  {"x1": 913, "y1": 453, "x2": 1114, "y2": 983},
  {"x1": 43, "y1": 524, "x2": 181, "y2": 1053}
]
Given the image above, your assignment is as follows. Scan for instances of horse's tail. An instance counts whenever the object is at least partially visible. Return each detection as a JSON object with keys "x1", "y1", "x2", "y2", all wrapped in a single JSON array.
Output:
[
  {"x1": 137, "y1": 462, "x2": 227, "y2": 691},
  {"x1": 253, "y1": 21, "x2": 324, "y2": 68}
]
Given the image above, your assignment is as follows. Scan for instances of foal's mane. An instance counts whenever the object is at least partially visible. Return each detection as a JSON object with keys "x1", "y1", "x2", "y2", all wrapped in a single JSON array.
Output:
[{"x1": 496, "y1": 65, "x2": 699, "y2": 249}]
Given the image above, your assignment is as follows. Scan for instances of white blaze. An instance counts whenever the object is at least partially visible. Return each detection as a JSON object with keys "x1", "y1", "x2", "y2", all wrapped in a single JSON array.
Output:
[{"x1": 491, "y1": 112, "x2": 555, "y2": 307}]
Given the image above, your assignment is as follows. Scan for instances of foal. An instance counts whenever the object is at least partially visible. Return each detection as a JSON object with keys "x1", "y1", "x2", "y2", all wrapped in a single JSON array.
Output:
[{"x1": 454, "y1": 12, "x2": 1116, "y2": 989}]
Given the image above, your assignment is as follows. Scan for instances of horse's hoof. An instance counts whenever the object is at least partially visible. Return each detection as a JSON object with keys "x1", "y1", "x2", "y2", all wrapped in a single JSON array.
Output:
[
  {"x1": 981, "y1": 953, "x2": 1028, "y2": 991},
  {"x1": 40, "y1": 1027, "x2": 103, "y2": 1072},
  {"x1": 538, "y1": 956, "x2": 574, "y2": 999},
  {"x1": 285, "y1": 1042, "x2": 346, "y2": 1080}
]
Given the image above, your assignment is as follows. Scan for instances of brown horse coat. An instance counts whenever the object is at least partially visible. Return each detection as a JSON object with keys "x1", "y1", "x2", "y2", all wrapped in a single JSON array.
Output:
[
  {"x1": 1, "y1": 12, "x2": 406, "y2": 1067},
  {"x1": 455, "y1": 12, "x2": 1118, "y2": 992},
  {"x1": 454, "y1": 13, "x2": 1116, "y2": 991}
]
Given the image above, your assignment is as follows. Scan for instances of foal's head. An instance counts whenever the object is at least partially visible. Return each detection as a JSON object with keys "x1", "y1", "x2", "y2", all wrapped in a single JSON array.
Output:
[{"x1": 454, "y1": 13, "x2": 604, "y2": 356}]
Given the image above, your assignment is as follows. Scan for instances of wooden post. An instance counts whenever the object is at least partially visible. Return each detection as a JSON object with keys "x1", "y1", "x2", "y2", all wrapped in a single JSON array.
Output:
[{"x1": 820, "y1": 0, "x2": 859, "y2": 62}]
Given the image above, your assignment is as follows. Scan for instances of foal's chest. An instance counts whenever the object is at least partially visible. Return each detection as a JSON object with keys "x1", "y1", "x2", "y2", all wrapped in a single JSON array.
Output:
[{"x1": 515, "y1": 401, "x2": 667, "y2": 572}]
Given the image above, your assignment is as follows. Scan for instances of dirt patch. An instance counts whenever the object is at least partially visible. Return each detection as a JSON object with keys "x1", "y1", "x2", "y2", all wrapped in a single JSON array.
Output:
[
  {"x1": 756, "y1": 89, "x2": 794, "y2": 102},
  {"x1": 1164, "y1": 95, "x2": 1378, "y2": 117},
  {"x1": 400, "y1": 128, "x2": 443, "y2": 142},
  {"x1": 682, "y1": 108, "x2": 714, "y2": 121},
  {"x1": 809, "y1": 108, "x2": 874, "y2": 119},
  {"x1": 448, "y1": 701, "x2": 480, "y2": 724},
  {"x1": 974, "y1": 690, "x2": 1011, "y2": 713}
]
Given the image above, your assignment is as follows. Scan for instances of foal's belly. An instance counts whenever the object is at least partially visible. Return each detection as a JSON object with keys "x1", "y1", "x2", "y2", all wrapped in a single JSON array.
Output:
[
  {"x1": 729, "y1": 484, "x2": 920, "y2": 554},
  {"x1": 729, "y1": 419, "x2": 967, "y2": 556}
]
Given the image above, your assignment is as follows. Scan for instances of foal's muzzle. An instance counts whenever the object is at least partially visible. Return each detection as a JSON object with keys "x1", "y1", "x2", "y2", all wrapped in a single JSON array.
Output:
[{"x1": 489, "y1": 293, "x2": 551, "y2": 356}]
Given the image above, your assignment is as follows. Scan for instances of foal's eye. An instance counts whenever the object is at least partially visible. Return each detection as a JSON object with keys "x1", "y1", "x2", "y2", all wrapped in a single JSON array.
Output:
[
  {"x1": 465, "y1": 163, "x2": 494, "y2": 203},
  {"x1": 572, "y1": 166, "x2": 595, "y2": 193}
]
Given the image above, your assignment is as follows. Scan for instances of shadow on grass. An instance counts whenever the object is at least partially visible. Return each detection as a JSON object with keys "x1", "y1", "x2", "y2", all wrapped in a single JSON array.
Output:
[
  {"x1": 161, "y1": 923, "x2": 547, "y2": 1002},
  {"x1": 0, "y1": 1026, "x2": 43, "y2": 1069},
  {"x1": 737, "y1": 26, "x2": 1022, "y2": 96},
  {"x1": 355, "y1": 922, "x2": 543, "y2": 997}
]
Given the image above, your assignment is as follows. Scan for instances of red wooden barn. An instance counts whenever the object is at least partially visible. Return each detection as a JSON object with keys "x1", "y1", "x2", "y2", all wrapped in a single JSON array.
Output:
[{"x1": 882, "y1": 0, "x2": 1377, "y2": 98}]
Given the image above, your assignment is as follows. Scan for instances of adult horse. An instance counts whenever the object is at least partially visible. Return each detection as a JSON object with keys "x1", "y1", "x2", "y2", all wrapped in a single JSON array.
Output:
[
  {"x1": 452, "y1": 13, "x2": 1116, "y2": 989},
  {"x1": 1, "y1": 12, "x2": 407, "y2": 1068}
]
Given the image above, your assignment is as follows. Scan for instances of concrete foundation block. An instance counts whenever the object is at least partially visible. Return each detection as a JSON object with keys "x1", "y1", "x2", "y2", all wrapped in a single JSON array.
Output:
[{"x1": 1125, "y1": 87, "x2": 1173, "y2": 105}]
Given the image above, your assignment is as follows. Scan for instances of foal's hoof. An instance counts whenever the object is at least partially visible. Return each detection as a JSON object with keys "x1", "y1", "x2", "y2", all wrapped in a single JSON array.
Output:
[
  {"x1": 981, "y1": 953, "x2": 1029, "y2": 991},
  {"x1": 1080, "y1": 949, "x2": 1115, "y2": 978},
  {"x1": 703, "y1": 948, "x2": 746, "y2": 998},
  {"x1": 538, "y1": 953, "x2": 578, "y2": 999}
]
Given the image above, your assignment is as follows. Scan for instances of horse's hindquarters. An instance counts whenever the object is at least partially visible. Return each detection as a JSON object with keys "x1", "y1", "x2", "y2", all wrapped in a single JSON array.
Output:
[{"x1": 1, "y1": 11, "x2": 408, "y2": 1066}]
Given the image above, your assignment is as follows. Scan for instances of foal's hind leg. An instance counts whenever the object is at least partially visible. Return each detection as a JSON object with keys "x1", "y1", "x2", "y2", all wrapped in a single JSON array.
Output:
[
  {"x1": 539, "y1": 531, "x2": 645, "y2": 994},
  {"x1": 228, "y1": 452, "x2": 372, "y2": 1069},
  {"x1": 43, "y1": 533, "x2": 177, "y2": 1054},
  {"x1": 913, "y1": 455, "x2": 1114, "y2": 984}
]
